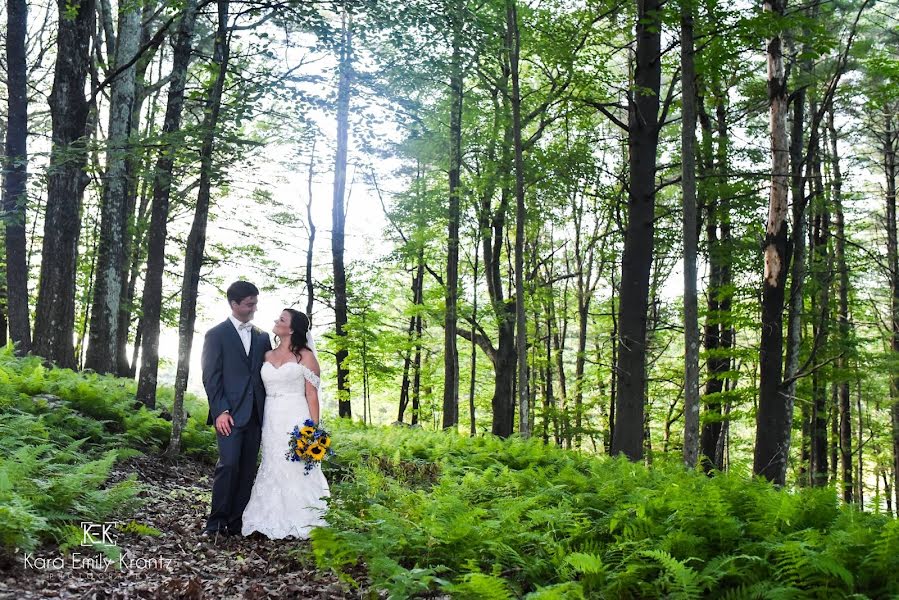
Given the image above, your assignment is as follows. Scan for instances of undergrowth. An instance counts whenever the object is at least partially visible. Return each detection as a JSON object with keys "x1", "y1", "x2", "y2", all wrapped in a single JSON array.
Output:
[
  {"x1": 0, "y1": 348, "x2": 214, "y2": 557},
  {"x1": 2, "y1": 350, "x2": 897, "y2": 599},
  {"x1": 315, "y1": 421, "x2": 899, "y2": 599}
]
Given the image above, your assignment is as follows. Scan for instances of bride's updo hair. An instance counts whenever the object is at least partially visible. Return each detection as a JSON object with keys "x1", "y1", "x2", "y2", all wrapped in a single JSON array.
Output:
[{"x1": 284, "y1": 308, "x2": 310, "y2": 358}]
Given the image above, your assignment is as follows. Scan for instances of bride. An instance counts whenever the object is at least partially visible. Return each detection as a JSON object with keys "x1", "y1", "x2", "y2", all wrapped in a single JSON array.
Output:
[{"x1": 241, "y1": 308, "x2": 330, "y2": 539}]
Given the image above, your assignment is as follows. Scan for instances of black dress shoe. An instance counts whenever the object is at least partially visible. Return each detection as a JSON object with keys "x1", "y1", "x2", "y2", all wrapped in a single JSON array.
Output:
[
  {"x1": 227, "y1": 522, "x2": 243, "y2": 537},
  {"x1": 200, "y1": 528, "x2": 226, "y2": 538}
]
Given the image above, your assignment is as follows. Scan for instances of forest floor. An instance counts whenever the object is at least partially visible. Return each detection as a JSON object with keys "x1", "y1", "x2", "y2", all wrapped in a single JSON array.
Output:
[{"x1": 0, "y1": 455, "x2": 369, "y2": 599}]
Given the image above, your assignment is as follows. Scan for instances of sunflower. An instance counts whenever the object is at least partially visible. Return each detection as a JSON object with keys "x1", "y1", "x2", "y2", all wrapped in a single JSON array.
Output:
[
  {"x1": 319, "y1": 435, "x2": 331, "y2": 449},
  {"x1": 304, "y1": 443, "x2": 326, "y2": 460},
  {"x1": 299, "y1": 425, "x2": 316, "y2": 438}
]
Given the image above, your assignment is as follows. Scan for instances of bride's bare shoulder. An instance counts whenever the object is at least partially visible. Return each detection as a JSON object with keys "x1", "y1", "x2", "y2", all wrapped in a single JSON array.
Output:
[{"x1": 299, "y1": 349, "x2": 320, "y2": 375}]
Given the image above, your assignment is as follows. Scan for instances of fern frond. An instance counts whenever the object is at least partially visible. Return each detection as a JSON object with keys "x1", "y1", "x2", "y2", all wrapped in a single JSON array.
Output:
[
  {"x1": 564, "y1": 552, "x2": 604, "y2": 575},
  {"x1": 444, "y1": 572, "x2": 513, "y2": 600}
]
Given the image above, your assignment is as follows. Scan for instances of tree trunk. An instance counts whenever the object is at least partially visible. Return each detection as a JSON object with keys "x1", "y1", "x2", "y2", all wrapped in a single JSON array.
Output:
[
  {"x1": 306, "y1": 138, "x2": 317, "y2": 319},
  {"x1": 830, "y1": 386, "x2": 839, "y2": 484},
  {"x1": 471, "y1": 76, "x2": 515, "y2": 438},
  {"x1": 828, "y1": 103, "x2": 852, "y2": 502},
  {"x1": 611, "y1": 0, "x2": 661, "y2": 460},
  {"x1": 856, "y1": 373, "x2": 864, "y2": 505},
  {"x1": 809, "y1": 139, "x2": 830, "y2": 487},
  {"x1": 492, "y1": 316, "x2": 517, "y2": 436},
  {"x1": 480, "y1": 143, "x2": 516, "y2": 436},
  {"x1": 135, "y1": 0, "x2": 198, "y2": 409},
  {"x1": 117, "y1": 179, "x2": 151, "y2": 377},
  {"x1": 884, "y1": 113, "x2": 899, "y2": 510},
  {"x1": 697, "y1": 91, "x2": 733, "y2": 471},
  {"x1": 470, "y1": 235, "x2": 479, "y2": 436},
  {"x1": 782, "y1": 77, "x2": 814, "y2": 450},
  {"x1": 76, "y1": 220, "x2": 99, "y2": 368},
  {"x1": 753, "y1": 0, "x2": 792, "y2": 485},
  {"x1": 443, "y1": 0, "x2": 463, "y2": 430},
  {"x1": 115, "y1": 0, "x2": 158, "y2": 377},
  {"x1": 167, "y1": 0, "x2": 226, "y2": 458},
  {"x1": 412, "y1": 312, "x2": 423, "y2": 426},
  {"x1": 97, "y1": 0, "x2": 115, "y2": 59},
  {"x1": 0, "y1": 281, "x2": 6, "y2": 348},
  {"x1": 361, "y1": 308, "x2": 370, "y2": 424},
  {"x1": 3, "y1": 0, "x2": 31, "y2": 354},
  {"x1": 680, "y1": 0, "x2": 700, "y2": 468},
  {"x1": 573, "y1": 224, "x2": 586, "y2": 448},
  {"x1": 506, "y1": 0, "x2": 529, "y2": 437},
  {"x1": 33, "y1": 0, "x2": 95, "y2": 368},
  {"x1": 553, "y1": 297, "x2": 567, "y2": 447},
  {"x1": 332, "y1": 7, "x2": 352, "y2": 418},
  {"x1": 85, "y1": 0, "x2": 141, "y2": 373},
  {"x1": 699, "y1": 141, "x2": 724, "y2": 467},
  {"x1": 572, "y1": 200, "x2": 604, "y2": 448},
  {"x1": 608, "y1": 266, "x2": 618, "y2": 452},
  {"x1": 399, "y1": 253, "x2": 424, "y2": 422},
  {"x1": 542, "y1": 307, "x2": 553, "y2": 444}
]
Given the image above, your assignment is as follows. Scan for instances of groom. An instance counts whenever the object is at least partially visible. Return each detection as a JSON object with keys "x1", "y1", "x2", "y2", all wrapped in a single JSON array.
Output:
[{"x1": 201, "y1": 281, "x2": 272, "y2": 538}]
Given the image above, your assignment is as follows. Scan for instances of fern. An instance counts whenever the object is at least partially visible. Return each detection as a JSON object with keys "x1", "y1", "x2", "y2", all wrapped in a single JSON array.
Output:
[
  {"x1": 0, "y1": 495, "x2": 48, "y2": 551},
  {"x1": 524, "y1": 581, "x2": 586, "y2": 599},
  {"x1": 119, "y1": 520, "x2": 162, "y2": 537},
  {"x1": 638, "y1": 549, "x2": 705, "y2": 599},
  {"x1": 564, "y1": 552, "x2": 604, "y2": 575},
  {"x1": 715, "y1": 581, "x2": 801, "y2": 600},
  {"x1": 444, "y1": 572, "x2": 513, "y2": 600}
]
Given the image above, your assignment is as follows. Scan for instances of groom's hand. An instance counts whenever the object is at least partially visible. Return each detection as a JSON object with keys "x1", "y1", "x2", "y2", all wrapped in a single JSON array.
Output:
[{"x1": 215, "y1": 412, "x2": 234, "y2": 436}]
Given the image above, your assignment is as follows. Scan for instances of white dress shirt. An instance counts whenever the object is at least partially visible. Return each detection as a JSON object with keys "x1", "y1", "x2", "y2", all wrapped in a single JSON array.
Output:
[{"x1": 228, "y1": 314, "x2": 253, "y2": 355}]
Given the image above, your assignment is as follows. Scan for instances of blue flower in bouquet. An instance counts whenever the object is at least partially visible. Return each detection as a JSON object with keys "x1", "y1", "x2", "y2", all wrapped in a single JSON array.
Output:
[{"x1": 286, "y1": 418, "x2": 334, "y2": 475}]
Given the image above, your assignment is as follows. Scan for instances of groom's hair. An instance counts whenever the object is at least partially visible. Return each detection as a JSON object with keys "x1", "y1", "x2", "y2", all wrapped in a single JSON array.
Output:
[{"x1": 227, "y1": 281, "x2": 259, "y2": 305}]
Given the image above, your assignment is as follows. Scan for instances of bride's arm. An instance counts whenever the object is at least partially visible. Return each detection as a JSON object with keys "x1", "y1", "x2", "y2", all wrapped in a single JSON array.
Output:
[{"x1": 304, "y1": 352, "x2": 322, "y2": 424}]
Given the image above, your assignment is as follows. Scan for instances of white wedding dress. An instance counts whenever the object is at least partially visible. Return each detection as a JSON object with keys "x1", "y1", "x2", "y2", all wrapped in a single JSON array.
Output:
[{"x1": 241, "y1": 361, "x2": 330, "y2": 539}]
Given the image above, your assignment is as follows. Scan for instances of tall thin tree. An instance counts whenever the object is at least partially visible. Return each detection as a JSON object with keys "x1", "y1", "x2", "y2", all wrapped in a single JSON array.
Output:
[
  {"x1": 443, "y1": 0, "x2": 464, "y2": 430},
  {"x1": 33, "y1": 0, "x2": 96, "y2": 367},
  {"x1": 507, "y1": 0, "x2": 529, "y2": 437},
  {"x1": 884, "y1": 112, "x2": 899, "y2": 509},
  {"x1": 332, "y1": 5, "x2": 353, "y2": 418},
  {"x1": 681, "y1": 0, "x2": 700, "y2": 468},
  {"x1": 168, "y1": 0, "x2": 229, "y2": 456},
  {"x1": 85, "y1": 0, "x2": 142, "y2": 373},
  {"x1": 135, "y1": 0, "x2": 199, "y2": 409},
  {"x1": 3, "y1": 0, "x2": 31, "y2": 354},
  {"x1": 306, "y1": 138, "x2": 317, "y2": 319},
  {"x1": 829, "y1": 100, "x2": 852, "y2": 501},
  {"x1": 753, "y1": 0, "x2": 791, "y2": 484},
  {"x1": 610, "y1": 0, "x2": 662, "y2": 460}
]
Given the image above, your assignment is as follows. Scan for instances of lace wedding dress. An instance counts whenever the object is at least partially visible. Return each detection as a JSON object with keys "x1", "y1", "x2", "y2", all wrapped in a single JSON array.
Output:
[{"x1": 241, "y1": 361, "x2": 330, "y2": 539}]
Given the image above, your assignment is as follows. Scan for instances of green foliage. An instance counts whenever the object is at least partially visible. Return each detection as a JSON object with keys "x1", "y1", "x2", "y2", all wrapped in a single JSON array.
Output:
[
  {"x1": 0, "y1": 352, "x2": 215, "y2": 556},
  {"x1": 0, "y1": 349, "x2": 215, "y2": 461},
  {"x1": 315, "y1": 421, "x2": 899, "y2": 599},
  {"x1": 0, "y1": 415, "x2": 142, "y2": 554}
]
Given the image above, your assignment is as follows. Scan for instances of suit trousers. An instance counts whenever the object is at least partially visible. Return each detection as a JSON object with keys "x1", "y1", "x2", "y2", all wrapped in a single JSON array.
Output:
[{"x1": 206, "y1": 401, "x2": 261, "y2": 534}]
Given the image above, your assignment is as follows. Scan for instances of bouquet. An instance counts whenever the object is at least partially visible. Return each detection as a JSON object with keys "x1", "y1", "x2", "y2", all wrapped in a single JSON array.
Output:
[{"x1": 285, "y1": 418, "x2": 334, "y2": 475}]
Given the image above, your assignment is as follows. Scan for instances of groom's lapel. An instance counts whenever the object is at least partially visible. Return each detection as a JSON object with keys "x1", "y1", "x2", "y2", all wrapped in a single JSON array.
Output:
[
  {"x1": 223, "y1": 319, "x2": 251, "y2": 366},
  {"x1": 248, "y1": 329, "x2": 257, "y2": 364}
]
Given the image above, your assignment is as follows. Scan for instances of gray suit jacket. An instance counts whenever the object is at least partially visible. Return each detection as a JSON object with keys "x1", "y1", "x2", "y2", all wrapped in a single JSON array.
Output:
[{"x1": 202, "y1": 319, "x2": 272, "y2": 427}]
